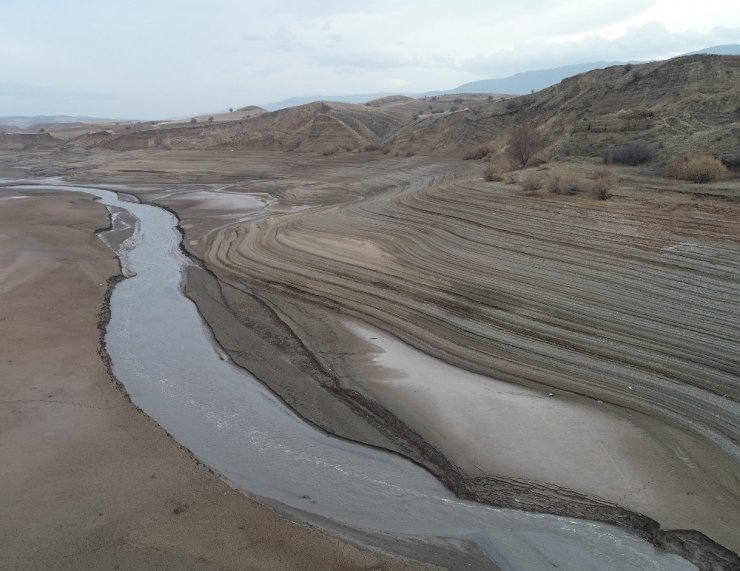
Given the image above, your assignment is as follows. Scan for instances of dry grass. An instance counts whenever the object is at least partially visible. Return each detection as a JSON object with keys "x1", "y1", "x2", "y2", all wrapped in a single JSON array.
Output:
[
  {"x1": 591, "y1": 166, "x2": 618, "y2": 200},
  {"x1": 482, "y1": 162, "x2": 504, "y2": 182},
  {"x1": 664, "y1": 154, "x2": 727, "y2": 183},
  {"x1": 522, "y1": 164, "x2": 619, "y2": 199},
  {"x1": 464, "y1": 143, "x2": 494, "y2": 161},
  {"x1": 521, "y1": 172, "x2": 545, "y2": 191}
]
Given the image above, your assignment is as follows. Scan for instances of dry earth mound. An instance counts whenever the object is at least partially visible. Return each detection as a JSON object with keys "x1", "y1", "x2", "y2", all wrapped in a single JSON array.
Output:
[
  {"x1": 228, "y1": 101, "x2": 405, "y2": 153},
  {"x1": 0, "y1": 132, "x2": 62, "y2": 150},
  {"x1": 64, "y1": 101, "x2": 408, "y2": 153}
]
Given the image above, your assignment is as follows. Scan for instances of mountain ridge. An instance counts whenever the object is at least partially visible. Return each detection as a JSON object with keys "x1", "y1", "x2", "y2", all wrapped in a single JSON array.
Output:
[{"x1": 257, "y1": 44, "x2": 740, "y2": 110}]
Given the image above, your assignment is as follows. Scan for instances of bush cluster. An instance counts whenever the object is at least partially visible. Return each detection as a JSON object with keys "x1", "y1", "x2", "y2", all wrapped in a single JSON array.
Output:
[
  {"x1": 521, "y1": 167, "x2": 618, "y2": 199},
  {"x1": 602, "y1": 140, "x2": 654, "y2": 165},
  {"x1": 464, "y1": 144, "x2": 493, "y2": 160},
  {"x1": 664, "y1": 154, "x2": 726, "y2": 183},
  {"x1": 722, "y1": 153, "x2": 740, "y2": 170},
  {"x1": 521, "y1": 172, "x2": 545, "y2": 191},
  {"x1": 591, "y1": 167, "x2": 618, "y2": 200},
  {"x1": 482, "y1": 163, "x2": 504, "y2": 182}
]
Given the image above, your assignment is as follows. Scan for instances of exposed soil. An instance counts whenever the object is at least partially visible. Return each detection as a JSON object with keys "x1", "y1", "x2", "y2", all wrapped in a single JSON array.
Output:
[
  {"x1": 2, "y1": 148, "x2": 739, "y2": 570},
  {"x1": 0, "y1": 188, "x2": 481, "y2": 571}
]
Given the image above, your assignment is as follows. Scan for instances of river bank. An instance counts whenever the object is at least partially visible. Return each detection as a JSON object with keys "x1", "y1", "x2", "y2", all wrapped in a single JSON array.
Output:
[
  {"x1": 2, "y1": 149, "x2": 738, "y2": 569},
  {"x1": 0, "y1": 187, "x2": 453, "y2": 571}
]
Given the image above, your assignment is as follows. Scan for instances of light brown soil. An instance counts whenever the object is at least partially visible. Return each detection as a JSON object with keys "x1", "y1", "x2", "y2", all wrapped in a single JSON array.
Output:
[
  {"x1": 2, "y1": 148, "x2": 738, "y2": 569},
  {"x1": 0, "y1": 189, "x2": 459, "y2": 571}
]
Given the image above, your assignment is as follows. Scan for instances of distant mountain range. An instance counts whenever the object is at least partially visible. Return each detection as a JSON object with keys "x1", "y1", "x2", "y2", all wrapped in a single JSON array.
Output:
[
  {"x1": 259, "y1": 44, "x2": 740, "y2": 111},
  {"x1": 431, "y1": 61, "x2": 624, "y2": 97},
  {"x1": 0, "y1": 115, "x2": 120, "y2": 129},
  {"x1": 261, "y1": 93, "x2": 397, "y2": 112}
]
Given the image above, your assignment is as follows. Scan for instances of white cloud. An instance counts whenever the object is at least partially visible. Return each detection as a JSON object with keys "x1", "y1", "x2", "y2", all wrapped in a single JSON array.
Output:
[
  {"x1": 459, "y1": 22, "x2": 740, "y2": 77},
  {"x1": 0, "y1": 0, "x2": 737, "y2": 117}
]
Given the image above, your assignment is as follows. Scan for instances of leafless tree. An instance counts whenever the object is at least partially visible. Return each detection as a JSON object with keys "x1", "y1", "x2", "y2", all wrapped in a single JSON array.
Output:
[{"x1": 506, "y1": 123, "x2": 544, "y2": 167}]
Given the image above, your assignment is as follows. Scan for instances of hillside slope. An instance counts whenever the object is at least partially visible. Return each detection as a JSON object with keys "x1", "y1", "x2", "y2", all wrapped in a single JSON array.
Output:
[
  {"x1": 65, "y1": 101, "x2": 408, "y2": 153},
  {"x1": 392, "y1": 54, "x2": 740, "y2": 161}
]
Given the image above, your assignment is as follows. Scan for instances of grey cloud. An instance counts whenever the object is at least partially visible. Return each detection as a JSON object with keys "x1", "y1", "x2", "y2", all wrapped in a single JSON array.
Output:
[{"x1": 461, "y1": 22, "x2": 740, "y2": 77}]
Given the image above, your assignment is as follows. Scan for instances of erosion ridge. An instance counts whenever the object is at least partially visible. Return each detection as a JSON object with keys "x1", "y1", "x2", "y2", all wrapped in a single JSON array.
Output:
[{"x1": 123, "y1": 155, "x2": 739, "y2": 570}]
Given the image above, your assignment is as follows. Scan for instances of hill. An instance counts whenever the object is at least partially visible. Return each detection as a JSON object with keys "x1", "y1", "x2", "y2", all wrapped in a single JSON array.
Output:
[
  {"x1": 437, "y1": 44, "x2": 740, "y2": 97},
  {"x1": 690, "y1": 44, "x2": 740, "y2": 56},
  {"x1": 65, "y1": 101, "x2": 409, "y2": 153},
  {"x1": 0, "y1": 115, "x2": 120, "y2": 129},
  {"x1": 0, "y1": 132, "x2": 63, "y2": 150},
  {"x1": 229, "y1": 101, "x2": 406, "y2": 152},
  {"x1": 261, "y1": 92, "x2": 397, "y2": 112},
  {"x1": 390, "y1": 54, "x2": 740, "y2": 162},
  {"x1": 442, "y1": 61, "x2": 622, "y2": 96},
  {"x1": 61, "y1": 54, "x2": 738, "y2": 161},
  {"x1": 254, "y1": 45, "x2": 740, "y2": 111}
]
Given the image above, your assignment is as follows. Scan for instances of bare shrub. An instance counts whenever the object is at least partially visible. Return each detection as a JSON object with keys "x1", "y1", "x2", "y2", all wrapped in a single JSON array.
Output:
[
  {"x1": 520, "y1": 172, "x2": 544, "y2": 191},
  {"x1": 546, "y1": 171, "x2": 578, "y2": 194},
  {"x1": 506, "y1": 123, "x2": 545, "y2": 167},
  {"x1": 463, "y1": 144, "x2": 493, "y2": 161},
  {"x1": 546, "y1": 172, "x2": 563, "y2": 194},
  {"x1": 664, "y1": 154, "x2": 727, "y2": 183},
  {"x1": 482, "y1": 162, "x2": 503, "y2": 182},
  {"x1": 591, "y1": 166, "x2": 618, "y2": 200},
  {"x1": 602, "y1": 140, "x2": 654, "y2": 165},
  {"x1": 405, "y1": 149, "x2": 417, "y2": 157},
  {"x1": 363, "y1": 143, "x2": 381, "y2": 152}
]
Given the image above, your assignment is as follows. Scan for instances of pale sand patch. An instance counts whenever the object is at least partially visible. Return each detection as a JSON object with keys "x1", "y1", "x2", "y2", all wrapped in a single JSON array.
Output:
[
  {"x1": 345, "y1": 319, "x2": 740, "y2": 549},
  {"x1": 168, "y1": 189, "x2": 268, "y2": 212}
]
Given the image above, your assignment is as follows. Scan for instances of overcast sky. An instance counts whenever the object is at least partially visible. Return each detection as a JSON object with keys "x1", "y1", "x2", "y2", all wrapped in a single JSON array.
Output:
[{"x1": 1, "y1": 0, "x2": 738, "y2": 119}]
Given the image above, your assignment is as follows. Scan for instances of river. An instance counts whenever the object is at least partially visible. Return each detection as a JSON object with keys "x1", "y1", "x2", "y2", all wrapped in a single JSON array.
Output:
[{"x1": 15, "y1": 184, "x2": 696, "y2": 571}]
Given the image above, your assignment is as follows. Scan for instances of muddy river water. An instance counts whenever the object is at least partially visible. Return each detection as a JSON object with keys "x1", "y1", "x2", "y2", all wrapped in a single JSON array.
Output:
[{"x1": 24, "y1": 184, "x2": 697, "y2": 570}]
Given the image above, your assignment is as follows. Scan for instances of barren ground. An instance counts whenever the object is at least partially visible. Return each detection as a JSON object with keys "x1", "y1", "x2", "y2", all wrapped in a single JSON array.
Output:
[
  {"x1": 0, "y1": 188, "x2": 456, "y2": 571},
  {"x1": 1, "y1": 148, "x2": 738, "y2": 568}
]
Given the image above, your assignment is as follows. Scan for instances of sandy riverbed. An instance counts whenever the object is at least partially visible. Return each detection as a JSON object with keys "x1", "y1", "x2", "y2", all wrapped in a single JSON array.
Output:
[
  {"x1": 2, "y1": 149, "x2": 738, "y2": 569},
  {"x1": 0, "y1": 188, "x2": 448, "y2": 570}
]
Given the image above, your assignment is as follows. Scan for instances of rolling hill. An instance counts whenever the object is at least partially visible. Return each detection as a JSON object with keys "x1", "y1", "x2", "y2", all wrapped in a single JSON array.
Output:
[
  {"x1": 390, "y1": 54, "x2": 740, "y2": 161},
  {"x1": 56, "y1": 53, "x2": 739, "y2": 164}
]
